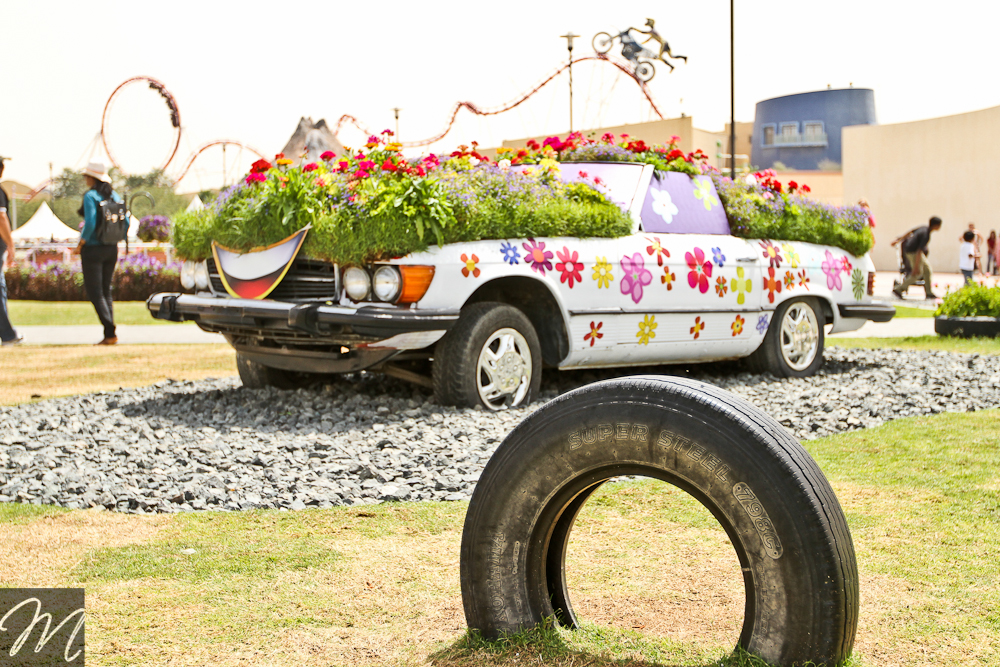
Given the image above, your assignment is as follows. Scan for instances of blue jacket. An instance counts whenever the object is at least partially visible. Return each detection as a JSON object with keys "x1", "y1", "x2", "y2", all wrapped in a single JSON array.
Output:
[{"x1": 81, "y1": 189, "x2": 125, "y2": 245}]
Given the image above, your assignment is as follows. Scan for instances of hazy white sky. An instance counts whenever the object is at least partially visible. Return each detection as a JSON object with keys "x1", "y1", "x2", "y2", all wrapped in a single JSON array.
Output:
[{"x1": 4, "y1": 0, "x2": 1000, "y2": 191}]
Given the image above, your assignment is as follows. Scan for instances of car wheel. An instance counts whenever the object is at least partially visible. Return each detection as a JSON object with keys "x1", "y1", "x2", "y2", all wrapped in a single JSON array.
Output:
[
  {"x1": 432, "y1": 302, "x2": 541, "y2": 410},
  {"x1": 236, "y1": 353, "x2": 309, "y2": 390},
  {"x1": 745, "y1": 298, "x2": 825, "y2": 377},
  {"x1": 460, "y1": 376, "x2": 859, "y2": 666}
]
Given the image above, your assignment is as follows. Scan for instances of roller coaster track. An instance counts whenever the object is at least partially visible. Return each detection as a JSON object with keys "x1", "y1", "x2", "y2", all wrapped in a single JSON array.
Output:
[
  {"x1": 332, "y1": 54, "x2": 664, "y2": 148},
  {"x1": 172, "y1": 140, "x2": 268, "y2": 185},
  {"x1": 101, "y1": 76, "x2": 182, "y2": 172}
]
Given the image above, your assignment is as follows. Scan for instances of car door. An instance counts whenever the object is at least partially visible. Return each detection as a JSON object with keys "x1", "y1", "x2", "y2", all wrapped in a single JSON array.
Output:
[{"x1": 617, "y1": 172, "x2": 763, "y2": 362}]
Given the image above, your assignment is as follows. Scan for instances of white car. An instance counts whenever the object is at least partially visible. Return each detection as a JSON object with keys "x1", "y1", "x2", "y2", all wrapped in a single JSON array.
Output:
[{"x1": 148, "y1": 162, "x2": 894, "y2": 410}]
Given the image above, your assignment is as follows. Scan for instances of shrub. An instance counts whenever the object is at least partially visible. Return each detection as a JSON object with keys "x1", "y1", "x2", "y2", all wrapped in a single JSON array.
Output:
[
  {"x1": 7, "y1": 254, "x2": 180, "y2": 301},
  {"x1": 935, "y1": 283, "x2": 1000, "y2": 318}
]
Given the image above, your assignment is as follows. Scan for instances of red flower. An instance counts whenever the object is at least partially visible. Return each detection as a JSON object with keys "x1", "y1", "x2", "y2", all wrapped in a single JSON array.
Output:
[
  {"x1": 801, "y1": 184, "x2": 811, "y2": 193},
  {"x1": 381, "y1": 128, "x2": 394, "y2": 136},
  {"x1": 601, "y1": 132, "x2": 615, "y2": 143},
  {"x1": 797, "y1": 269, "x2": 810, "y2": 290},
  {"x1": 274, "y1": 153, "x2": 285, "y2": 160},
  {"x1": 526, "y1": 140, "x2": 540, "y2": 150},
  {"x1": 685, "y1": 247, "x2": 713, "y2": 294},
  {"x1": 320, "y1": 151, "x2": 336, "y2": 161},
  {"x1": 381, "y1": 159, "x2": 398, "y2": 172},
  {"x1": 302, "y1": 162, "x2": 318, "y2": 173},
  {"x1": 584, "y1": 321, "x2": 604, "y2": 347},
  {"x1": 245, "y1": 172, "x2": 266, "y2": 185},
  {"x1": 337, "y1": 161, "x2": 350, "y2": 173},
  {"x1": 764, "y1": 267, "x2": 783, "y2": 303},
  {"x1": 666, "y1": 149, "x2": 684, "y2": 161},
  {"x1": 788, "y1": 180, "x2": 798, "y2": 191},
  {"x1": 555, "y1": 247, "x2": 584, "y2": 288},
  {"x1": 250, "y1": 159, "x2": 271, "y2": 173},
  {"x1": 645, "y1": 236, "x2": 669, "y2": 266}
]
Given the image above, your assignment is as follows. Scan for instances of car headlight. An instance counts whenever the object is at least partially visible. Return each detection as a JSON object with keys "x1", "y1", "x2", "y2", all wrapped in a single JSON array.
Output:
[
  {"x1": 194, "y1": 261, "x2": 210, "y2": 290},
  {"x1": 343, "y1": 266, "x2": 371, "y2": 301},
  {"x1": 180, "y1": 261, "x2": 196, "y2": 290},
  {"x1": 372, "y1": 266, "x2": 402, "y2": 302}
]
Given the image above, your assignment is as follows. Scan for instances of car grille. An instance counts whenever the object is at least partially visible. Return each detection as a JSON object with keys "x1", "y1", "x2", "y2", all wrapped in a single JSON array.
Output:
[{"x1": 207, "y1": 257, "x2": 341, "y2": 302}]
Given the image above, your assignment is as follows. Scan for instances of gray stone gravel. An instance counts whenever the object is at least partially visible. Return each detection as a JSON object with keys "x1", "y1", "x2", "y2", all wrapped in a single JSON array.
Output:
[{"x1": 1, "y1": 348, "x2": 997, "y2": 513}]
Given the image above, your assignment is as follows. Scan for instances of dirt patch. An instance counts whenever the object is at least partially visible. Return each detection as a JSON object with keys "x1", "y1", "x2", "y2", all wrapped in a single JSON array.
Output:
[{"x1": 0, "y1": 508, "x2": 167, "y2": 585}]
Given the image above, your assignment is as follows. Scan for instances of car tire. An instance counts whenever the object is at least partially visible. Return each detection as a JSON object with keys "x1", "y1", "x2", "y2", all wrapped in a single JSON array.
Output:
[
  {"x1": 432, "y1": 302, "x2": 541, "y2": 410},
  {"x1": 236, "y1": 353, "x2": 306, "y2": 390},
  {"x1": 745, "y1": 297, "x2": 825, "y2": 377},
  {"x1": 460, "y1": 376, "x2": 858, "y2": 667}
]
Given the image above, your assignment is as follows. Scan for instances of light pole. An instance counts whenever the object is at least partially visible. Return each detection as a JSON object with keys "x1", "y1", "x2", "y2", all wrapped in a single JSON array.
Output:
[
  {"x1": 561, "y1": 32, "x2": 579, "y2": 132},
  {"x1": 392, "y1": 107, "x2": 401, "y2": 141},
  {"x1": 730, "y1": 0, "x2": 737, "y2": 179}
]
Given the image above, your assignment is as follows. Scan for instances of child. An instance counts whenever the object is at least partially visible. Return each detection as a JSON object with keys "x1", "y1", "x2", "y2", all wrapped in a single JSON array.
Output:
[{"x1": 959, "y1": 230, "x2": 978, "y2": 283}]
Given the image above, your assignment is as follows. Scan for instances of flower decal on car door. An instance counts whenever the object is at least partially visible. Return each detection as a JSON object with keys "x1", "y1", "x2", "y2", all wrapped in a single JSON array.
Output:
[
  {"x1": 730, "y1": 266, "x2": 752, "y2": 305},
  {"x1": 592, "y1": 257, "x2": 614, "y2": 288},
  {"x1": 650, "y1": 189, "x2": 679, "y2": 223},
  {"x1": 685, "y1": 248, "x2": 713, "y2": 294},
  {"x1": 692, "y1": 177, "x2": 719, "y2": 211},
  {"x1": 636, "y1": 314, "x2": 657, "y2": 345},
  {"x1": 620, "y1": 253, "x2": 652, "y2": 304},
  {"x1": 523, "y1": 238, "x2": 553, "y2": 275},
  {"x1": 555, "y1": 247, "x2": 583, "y2": 288}
]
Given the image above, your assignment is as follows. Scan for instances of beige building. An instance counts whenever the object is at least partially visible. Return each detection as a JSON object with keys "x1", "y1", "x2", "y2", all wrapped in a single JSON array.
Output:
[{"x1": 843, "y1": 105, "x2": 1000, "y2": 272}]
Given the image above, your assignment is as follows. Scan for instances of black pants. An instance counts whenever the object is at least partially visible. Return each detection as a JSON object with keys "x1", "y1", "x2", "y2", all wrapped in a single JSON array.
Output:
[{"x1": 81, "y1": 244, "x2": 118, "y2": 339}]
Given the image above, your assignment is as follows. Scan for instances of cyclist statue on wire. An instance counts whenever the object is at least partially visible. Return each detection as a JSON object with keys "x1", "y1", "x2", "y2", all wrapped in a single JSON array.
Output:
[{"x1": 633, "y1": 18, "x2": 687, "y2": 71}]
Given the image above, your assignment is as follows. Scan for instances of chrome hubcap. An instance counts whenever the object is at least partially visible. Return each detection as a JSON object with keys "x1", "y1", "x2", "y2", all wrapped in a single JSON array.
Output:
[
  {"x1": 780, "y1": 303, "x2": 820, "y2": 371},
  {"x1": 477, "y1": 328, "x2": 532, "y2": 410}
]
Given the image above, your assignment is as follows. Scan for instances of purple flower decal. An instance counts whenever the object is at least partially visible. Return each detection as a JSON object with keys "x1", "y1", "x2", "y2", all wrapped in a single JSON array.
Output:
[
  {"x1": 500, "y1": 241, "x2": 520, "y2": 265},
  {"x1": 522, "y1": 238, "x2": 553, "y2": 275},
  {"x1": 821, "y1": 250, "x2": 843, "y2": 290},
  {"x1": 711, "y1": 246, "x2": 726, "y2": 267},
  {"x1": 620, "y1": 252, "x2": 652, "y2": 304},
  {"x1": 756, "y1": 315, "x2": 769, "y2": 335}
]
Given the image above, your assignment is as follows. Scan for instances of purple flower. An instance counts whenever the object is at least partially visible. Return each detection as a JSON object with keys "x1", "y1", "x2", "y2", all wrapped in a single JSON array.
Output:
[
  {"x1": 619, "y1": 252, "x2": 652, "y2": 304},
  {"x1": 756, "y1": 315, "x2": 769, "y2": 335}
]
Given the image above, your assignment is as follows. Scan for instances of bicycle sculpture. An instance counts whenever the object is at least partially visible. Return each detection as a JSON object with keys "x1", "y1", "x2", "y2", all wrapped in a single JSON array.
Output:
[{"x1": 593, "y1": 18, "x2": 687, "y2": 82}]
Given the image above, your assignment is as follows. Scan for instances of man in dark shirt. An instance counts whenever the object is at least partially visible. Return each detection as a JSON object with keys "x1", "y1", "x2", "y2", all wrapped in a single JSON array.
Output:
[
  {"x1": 0, "y1": 156, "x2": 22, "y2": 345},
  {"x1": 893, "y1": 216, "x2": 942, "y2": 299}
]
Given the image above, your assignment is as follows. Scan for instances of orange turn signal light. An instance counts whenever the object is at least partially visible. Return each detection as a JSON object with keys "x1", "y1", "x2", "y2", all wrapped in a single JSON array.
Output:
[{"x1": 398, "y1": 265, "x2": 436, "y2": 303}]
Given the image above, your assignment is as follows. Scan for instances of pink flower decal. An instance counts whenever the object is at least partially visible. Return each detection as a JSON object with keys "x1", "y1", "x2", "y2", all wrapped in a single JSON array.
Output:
[
  {"x1": 822, "y1": 251, "x2": 843, "y2": 290},
  {"x1": 555, "y1": 247, "x2": 584, "y2": 288},
  {"x1": 685, "y1": 247, "x2": 713, "y2": 294},
  {"x1": 840, "y1": 255, "x2": 853, "y2": 275},
  {"x1": 620, "y1": 253, "x2": 652, "y2": 304},
  {"x1": 760, "y1": 240, "x2": 783, "y2": 269},
  {"x1": 522, "y1": 238, "x2": 553, "y2": 275}
]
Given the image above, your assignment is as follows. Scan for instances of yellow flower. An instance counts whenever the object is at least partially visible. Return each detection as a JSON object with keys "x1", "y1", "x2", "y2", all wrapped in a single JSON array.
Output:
[
  {"x1": 539, "y1": 158, "x2": 561, "y2": 172},
  {"x1": 782, "y1": 243, "x2": 801, "y2": 268},
  {"x1": 730, "y1": 266, "x2": 752, "y2": 305},
  {"x1": 386, "y1": 142, "x2": 402, "y2": 152},
  {"x1": 592, "y1": 256, "x2": 614, "y2": 288},
  {"x1": 496, "y1": 147, "x2": 514, "y2": 155},
  {"x1": 636, "y1": 314, "x2": 657, "y2": 345},
  {"x1": 276, "y1": 158, "x2": 293, "y2": 166}
]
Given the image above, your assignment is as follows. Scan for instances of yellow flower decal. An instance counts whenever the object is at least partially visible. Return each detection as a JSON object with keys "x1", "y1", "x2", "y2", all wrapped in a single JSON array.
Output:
[
  {"x1": 592, "y1": 256, "x2": 614, "y2": 288},
  {"x1": 692, "y1": 177, "x2": 720, "y2": 211},
  {"x1": 731, "y1": 314, "x2": 745, "y2": 336},
  {"x1": 782, "y1": 243, "x2": 801, "y2": 268},
  {"x1": 636, "y1": 314, "x2": 657, "y2": 345},
  {"x1": 661, "y1": 267, "x2": 676, "y2": 290},
  {"x1": 730, "y1": 266, "x2": 752, "y2": 305}
]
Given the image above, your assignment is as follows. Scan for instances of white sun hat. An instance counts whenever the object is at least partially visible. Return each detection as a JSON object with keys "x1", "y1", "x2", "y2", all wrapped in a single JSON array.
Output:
[{"x1": 81, "y1": 161, "x2": 112, "y2": 183}]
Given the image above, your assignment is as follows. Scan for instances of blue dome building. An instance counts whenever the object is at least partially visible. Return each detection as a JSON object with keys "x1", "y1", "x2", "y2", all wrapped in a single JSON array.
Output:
[{"x1": 751, "y1": 88, "x2": 877, "y2": 171}]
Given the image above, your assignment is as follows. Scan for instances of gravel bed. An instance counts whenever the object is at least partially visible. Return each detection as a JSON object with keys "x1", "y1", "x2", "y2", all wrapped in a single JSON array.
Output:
[{"x1": 1, "y1": 348, "x2": 998, "y2": 513}]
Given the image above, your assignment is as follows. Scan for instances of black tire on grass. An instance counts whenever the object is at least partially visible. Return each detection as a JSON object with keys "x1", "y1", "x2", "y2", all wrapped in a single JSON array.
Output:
[{"x1": 459, "y1": 375, "x2": 858, "y2": 667}]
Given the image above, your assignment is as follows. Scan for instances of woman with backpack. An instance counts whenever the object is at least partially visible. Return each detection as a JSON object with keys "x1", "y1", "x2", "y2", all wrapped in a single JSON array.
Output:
[{"x1": 75, "y1": 162, "x2": 123, "y2": 345}]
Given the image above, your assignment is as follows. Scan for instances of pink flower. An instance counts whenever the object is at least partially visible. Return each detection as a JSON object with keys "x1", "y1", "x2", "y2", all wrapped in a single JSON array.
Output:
[
  {"x1": 685, "y1": 247, "x2": 713, "y2": 293},
  {"x1": 620, "y1": 253, "x2": 652, "y2": 304},
  {"x1": 320, "y1": 151, "x2": 336, "y2": 161},
  {"x1": 555, "y1": 247, "x2": 583, "y2": 288},
  {"x1": 822, "y1": 250, "x2": 843, "y2": 290},
  {"x1": 245, "y1": 172, "x2": 266, "y2": 184},
  {"x1": 839, "y1": 255, "x2": 853, "y2": 275},
  {"x1": 522, "y1": 238, "x2": 554, "y2": 275},
  {"x1": 302, "y1": 162, "x2": 318, "y2": 173}
]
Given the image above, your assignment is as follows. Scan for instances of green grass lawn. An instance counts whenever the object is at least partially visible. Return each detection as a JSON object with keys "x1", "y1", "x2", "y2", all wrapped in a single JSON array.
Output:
[
  {"x1": 1, "y1": 410, "x2": 997, "y2": 666},
  {"x1": 891, "y1": 305, "x2": 935, "y2": 318},
  {"x1": 7, "y1": 300, "x2": 188, "y2": 326},
  {"x1": 831, "y1": 335, "x2": 1000, "y2": 355}
]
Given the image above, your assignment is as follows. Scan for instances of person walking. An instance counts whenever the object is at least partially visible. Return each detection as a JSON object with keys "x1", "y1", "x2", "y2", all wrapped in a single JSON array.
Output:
[
  {"x1": 893, "y1": 216, "x2": 942, "y2": 300},
  {"x1": 0, "y1": 156, "x2": 23, "y2": 346},
  {"x1": 959, "y1": 230, "x2": 979, "y2": 284},
  {"x1": 75, "y1": 162, "x2": 122, "y2": 345},
  {"x1": 987, "y1": 230, "x2": 997, "y2": 275}
]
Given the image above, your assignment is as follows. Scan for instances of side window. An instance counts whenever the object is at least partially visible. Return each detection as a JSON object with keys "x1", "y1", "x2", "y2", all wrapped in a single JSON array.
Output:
[
  {"x1": 761, "y1": 124, "x2": 775, "y2": 146},
  {"x1": 640, "y1": 172, "x2": 730, "y2": 235},
  {"x1": 779, "y1": 122, "x2": 799, "y2": 143},
  {"x1": 803, "y1": 121, "x2": 827, "y2": 144}
]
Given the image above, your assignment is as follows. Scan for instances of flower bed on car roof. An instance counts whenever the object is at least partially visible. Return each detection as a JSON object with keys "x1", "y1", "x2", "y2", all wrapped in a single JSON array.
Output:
[{"x1": 171, "y1": 132, "x2": 873, "y2": 264}]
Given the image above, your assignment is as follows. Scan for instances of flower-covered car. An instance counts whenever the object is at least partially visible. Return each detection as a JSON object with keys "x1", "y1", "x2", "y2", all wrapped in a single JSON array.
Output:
[{"x1": 150, "y1": 135, "x2": 893, "y2": 410}]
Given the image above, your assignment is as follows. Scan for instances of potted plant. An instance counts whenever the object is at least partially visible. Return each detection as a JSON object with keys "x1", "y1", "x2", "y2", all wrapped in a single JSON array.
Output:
[
  {"x1": 137, "y1": 215, "x2": 171, "y2": 262},
  {"x1": 934, "y1": 282, "x2": 1000, "y2": 337}
]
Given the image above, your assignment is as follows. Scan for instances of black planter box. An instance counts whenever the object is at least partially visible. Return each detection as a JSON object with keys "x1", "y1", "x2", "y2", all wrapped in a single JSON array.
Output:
[{"x1": 934, "y1": 316, "x2": 1000, "y2": 338}]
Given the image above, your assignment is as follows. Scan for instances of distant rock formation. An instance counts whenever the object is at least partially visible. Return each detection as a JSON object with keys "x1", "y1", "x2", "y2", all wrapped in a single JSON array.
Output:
[{"x1": 280, "y1": 117, "x2": 345, "y2": 165}]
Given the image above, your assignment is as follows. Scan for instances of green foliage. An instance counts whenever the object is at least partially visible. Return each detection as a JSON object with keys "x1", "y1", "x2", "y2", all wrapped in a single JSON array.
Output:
[
  {"x1": 46, "y1": 168, "x2": 190, "y2": 226},
  {"x1": 714, "y1": 175, "x2": 874, "y2": 257},
  {"x1": 935, "y1": 282, "x2": 1000, "y2": 318}
]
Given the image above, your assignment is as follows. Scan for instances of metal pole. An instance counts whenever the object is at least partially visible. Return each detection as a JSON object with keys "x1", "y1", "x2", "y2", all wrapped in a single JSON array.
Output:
[
  {"x1": 730, "y1": 0, "x2": 737, "y2": 179},
  {"x1": 561, "y1": 33, "x2": 579, "y2": 132},
  {"x1": 392, "y1": 107, "x2": 401, "y2": 141}
]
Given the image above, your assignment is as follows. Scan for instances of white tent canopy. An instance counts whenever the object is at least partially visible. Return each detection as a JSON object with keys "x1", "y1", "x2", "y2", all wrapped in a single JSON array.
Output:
[
  {"x1": 11, "y1": 202, "x2": 79, "y2": 241},
  {"x1": 185, "y1": 195, "x2": 204, "y2": 212}
]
